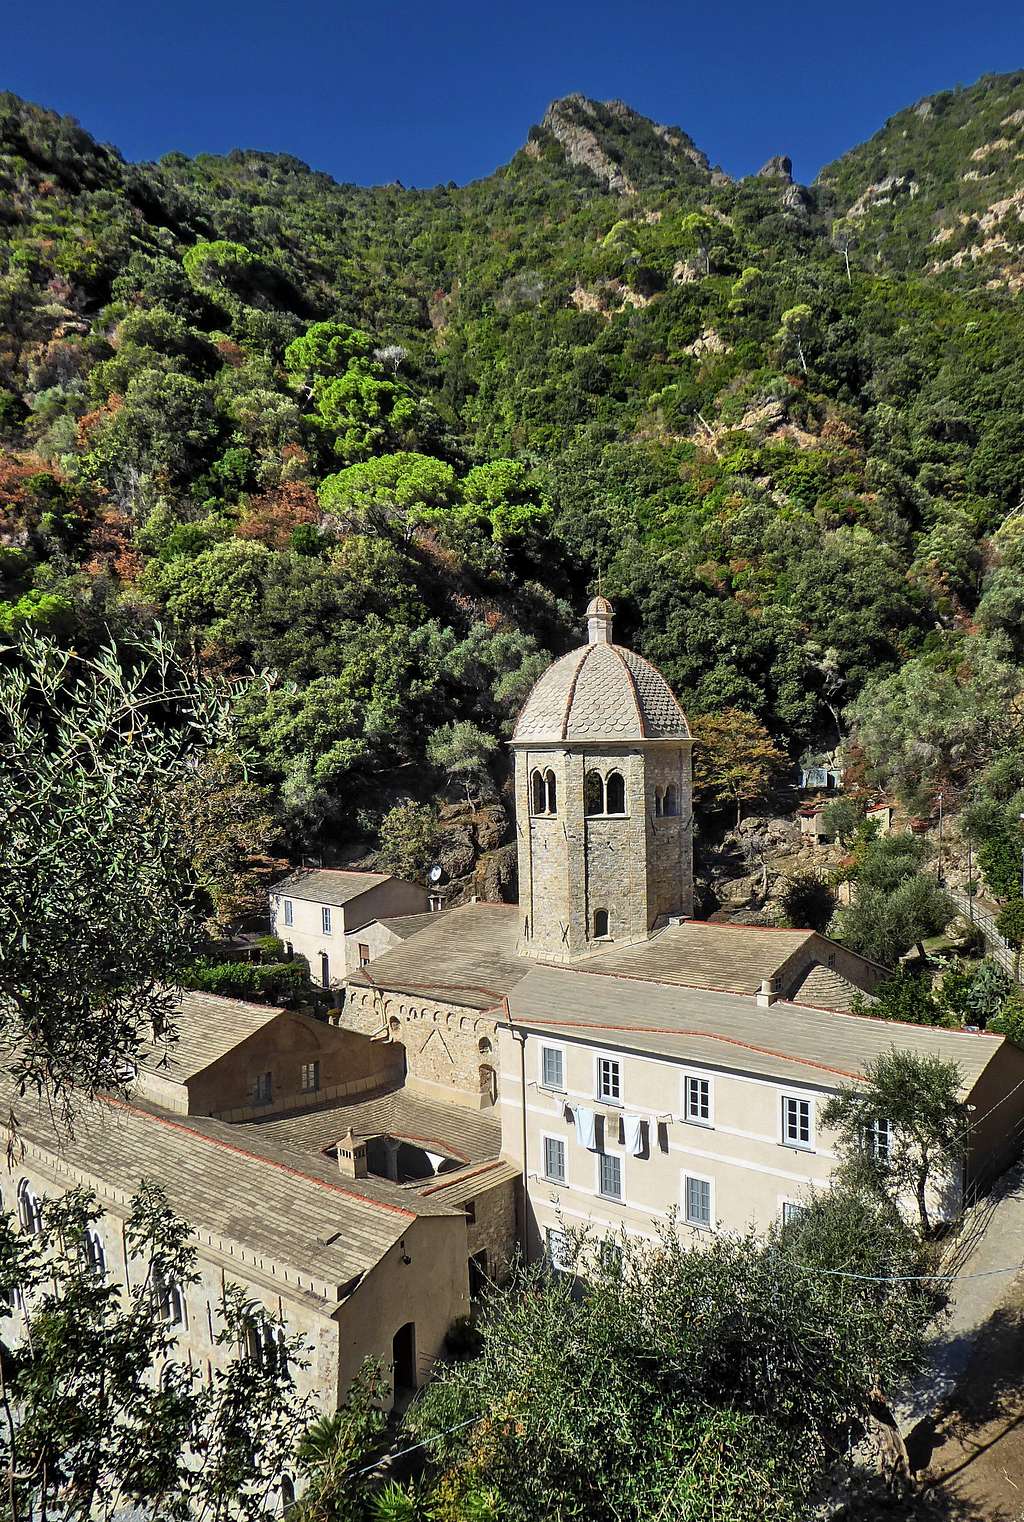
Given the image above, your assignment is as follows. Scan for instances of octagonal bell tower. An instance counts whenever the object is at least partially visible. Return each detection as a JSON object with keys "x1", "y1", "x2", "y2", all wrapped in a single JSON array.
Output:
[{"x1": 511, "y1": 599, "x2": 693, "y2": 964}]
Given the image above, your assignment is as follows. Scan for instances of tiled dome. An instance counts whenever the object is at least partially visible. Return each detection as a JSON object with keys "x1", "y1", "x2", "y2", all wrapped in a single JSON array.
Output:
[{"x1": 513, "y1": 605, "x2": 690, "y2": 744}]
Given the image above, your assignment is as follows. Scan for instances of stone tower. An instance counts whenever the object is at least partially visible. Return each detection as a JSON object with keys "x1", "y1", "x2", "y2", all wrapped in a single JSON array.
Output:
[{"x1": 511, "y1": 598, "x2": 693, "y2": 964}]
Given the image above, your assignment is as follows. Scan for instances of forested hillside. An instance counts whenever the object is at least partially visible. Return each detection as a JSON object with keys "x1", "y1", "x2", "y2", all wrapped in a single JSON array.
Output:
[{"x1": 3, "y1": 76, "x2": 1024, "y2": 881}]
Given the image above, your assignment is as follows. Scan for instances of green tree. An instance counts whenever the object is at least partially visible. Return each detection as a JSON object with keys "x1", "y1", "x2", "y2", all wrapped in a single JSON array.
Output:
[
  {"x1": 821, "y1": 1049, "x2": 969, "y2": 1234},
  {"x1": 780, "y1": 872, "x2": 836, "y2": 933},
  {"x1": 996, "y1": 897, "x2": 1024, "y2": 979},
  {"x1": 314, "y1": 369, "x2": 417, "y2": 463},
  {"x1": 693, "y1": 708, "x2": 786, "y2": 825},
  {"x1": 319, "y1": 452, "x2": 457, "y2": 545},
  {"x1": 821, "y1": 795, "x2": 862, "y2": 846},
  {"x1": 0, "y1": 1181, "x2": 312, "y2": 1520},
  {"x1": 284, "y1": 320, "x2": 375, "y2": 394},
  {"x1": 774, "y1": 304, "x2": 815, "y2": 373},
  {"x1": 0, "y1": 631, "x2": 239, "y2": 1108},
  {"x1": 406, "y1": 1184, "x2": 937, "y2": 1521},
  {"x1": 426, "y1": 720, "x2": 498, "y2": 802},
  {"x1": 376, "y1": 800, "x2": 440, "y2": 883}
]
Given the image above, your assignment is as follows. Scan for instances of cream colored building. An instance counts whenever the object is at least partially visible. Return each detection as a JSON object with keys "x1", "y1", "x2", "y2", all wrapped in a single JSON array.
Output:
[
  {"x1": 270, "y1": 869, "x2": 430, "y2": 988},
  {"x1": 338, "y1": 598, "x2": 1024, "y2": 1273},
  {"x1": 496, "y1": 963, "x2": 1024, "y2": 1261},
  {"x1": 2, "y1": 990, "x2": 523, "y2": 1415}
]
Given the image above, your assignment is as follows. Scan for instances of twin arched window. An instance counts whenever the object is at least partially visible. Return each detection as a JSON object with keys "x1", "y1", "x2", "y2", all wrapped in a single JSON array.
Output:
[
  {"x1": 83, "y1": 1228, "x2": 106, "y2": 1278},
  {"x1": 654, "y1": 783, "x2": 679, "y2": 818},
  {"x1": 154, "y1": 1272, "x2": 188, "y2": 1329},
  {"x1": 585, "y1": 770, "x2": 626, "y2": 817},
  {"x1": 530, "y1": 769, "x2": 558, "y2": 816}
]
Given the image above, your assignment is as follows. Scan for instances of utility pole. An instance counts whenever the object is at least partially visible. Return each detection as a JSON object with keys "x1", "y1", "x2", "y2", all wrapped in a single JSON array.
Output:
[
  {"x1": 1019, "y1": 813, "x2": 1024, "y2": 899},
  {"x1": 936, "y1": 791, "x2": 944, "y2": 885}
]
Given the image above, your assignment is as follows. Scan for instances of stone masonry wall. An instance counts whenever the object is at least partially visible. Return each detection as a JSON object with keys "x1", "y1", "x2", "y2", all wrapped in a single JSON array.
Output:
[
  {"x1": 340, "y1": 986, "x2": 499, "y2": 1109},
  {"x1": 466, "y1": 1178, "x2": 518, "y2": 1285}
]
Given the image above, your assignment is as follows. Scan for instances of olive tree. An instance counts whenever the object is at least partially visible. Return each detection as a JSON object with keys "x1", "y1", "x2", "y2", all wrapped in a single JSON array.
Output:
[
  {"x1": 0, "y1": 630, "x2": 241, "y2": 1110},
  {"x1": 0, "y1": 1182, "x2": 312, "y2": 1522},
  {"x1": 821, "y1": 1050, "x2": 970, "y2": 1235}
]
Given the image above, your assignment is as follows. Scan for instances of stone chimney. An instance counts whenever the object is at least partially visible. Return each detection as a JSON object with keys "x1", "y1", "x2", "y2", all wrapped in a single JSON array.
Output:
[
  {"x1": 336, "y1": 1128, "x2": 368, "y2": 1179},
  {"x1": 756, "y1": 977, "x2": 781, "y2": 1008}
]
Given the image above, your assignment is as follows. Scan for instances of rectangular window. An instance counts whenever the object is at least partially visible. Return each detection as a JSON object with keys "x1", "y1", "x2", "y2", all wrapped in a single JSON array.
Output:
[
  {"x1": 543, "y1": 1136, "x2": 566, "y2": 1184},
  {"x1": 358, "y1": 943, "x2": 371, "y2": 968},
  {"x1": 684, "y1": 1075, "x2": 711, "y2": 1124},
  {"x1": 546, "y1": 1227, "x2": 571, "y2": 1273},
  {"x1": 598, "y1": 1237, "x2": 623, "y2": 1276},
  {"x1": 283, "y1": 899, "x2": 293, "y2": 928},
  {"x1": 541, "y1": 1046, "x2": 564, "y2": 1091},
  {"x1": 598, "y1": 1152, "x2": 622, "y2": 1201},
  {"x1": 301, "y1": 1060, "x2": 320, "y2": 1093},
  {"x1": 684, "y1": 1175, "x2": 712, "y2": 1228},
  {"x1": 864, "y1": 1117, "x2": 891, "y2": 1161},
  {"x1": 254, "y1": 1071, "x2": 272, "y2": 1105},
  {"x1": 321, "y1": 906, "x2": 332, "y2": 935},
  {"x1": 781, "y1": 1200, "x2": 806, "y2": 1227},
  {"x1": 782, "y1": 1096, "x2": 812, "y2": 1148},
  {"x1": 597, "y1": 1057, "x2": 621, "y2": 1104}
]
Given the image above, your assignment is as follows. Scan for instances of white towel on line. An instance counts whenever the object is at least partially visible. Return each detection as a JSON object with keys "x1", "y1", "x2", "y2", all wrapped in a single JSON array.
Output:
[
  {"x1": 623, "y1": 1113, "x2": 645, "y2": 1156},
  {"x1": 574, "y1": 1105, "x2": 597, "y2": 1151}
]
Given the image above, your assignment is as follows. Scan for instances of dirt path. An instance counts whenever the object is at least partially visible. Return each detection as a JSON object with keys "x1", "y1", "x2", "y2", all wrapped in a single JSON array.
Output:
[{"x1": 906, "y1": 1269, "x2": 1024, "y2": 1520}]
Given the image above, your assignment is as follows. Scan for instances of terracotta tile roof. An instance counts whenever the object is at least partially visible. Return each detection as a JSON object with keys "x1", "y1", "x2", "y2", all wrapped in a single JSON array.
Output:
[
  {"x1": 139, "y1": 990, "x2": 283, "y2": 1083},
  {"x1": 500, "y1": 965, "x2": 1008, "y2": 1091},
  {"x1": 346, "y1": 901, "x2": 527, "y2": 1010},
  {"x1": 580, "y1": 920, "x2": 821, "y2": 995},
  {"x1": 4, "y1": 1079, "x2": 457, "y2": 1300},
  {"x1": 512, "y1": 642, "x2": 690, "y2": 744},
  {"x1": 272, "y1": 868, "x2": 391, "y2": 907},
  {"x1": 240, "y1": 1086, "x2": 501, "y2": 1166}
]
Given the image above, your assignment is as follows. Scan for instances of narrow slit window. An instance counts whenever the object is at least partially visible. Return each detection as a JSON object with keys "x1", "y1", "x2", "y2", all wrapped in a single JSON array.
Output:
[{"x1": 544, "y1": 769, "x2": 557, "y2": 815}]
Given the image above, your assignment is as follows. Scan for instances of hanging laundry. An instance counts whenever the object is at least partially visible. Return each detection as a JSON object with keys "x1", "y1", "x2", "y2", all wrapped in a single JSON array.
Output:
[
  {"x1": 573, "y1": 1105, "x2": 597, "y2": 1151},
  {"x1": 623, "y1": 1114, "x2": 645, "y2": 1156}
]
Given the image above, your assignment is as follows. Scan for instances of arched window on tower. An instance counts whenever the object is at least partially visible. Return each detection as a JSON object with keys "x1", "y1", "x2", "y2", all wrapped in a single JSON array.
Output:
[
  {"x1": 605, "y1": 772, "x2": 626, "y2": 815},
  {"x1": 654, "y1": 786, "x2": 664, "y2": 818},
  {"x1": 584, "y1": 770, "x2": 605, "y2": 817},
  {"x1": 664, "y1": 783, "x2": 679, "y2": 817},
  {"x1": 544, "y1": 769, "x2": 557, "y2": 815},
  {"x1": 593, "y1": 908, "x2": 610, "y2": 939},
  {"x1": 17, "y1": 1181, "x2": 43, "y2": 1236},
  {"x1": 531, "y1": 769, "x2": 547, "y2": 816}
]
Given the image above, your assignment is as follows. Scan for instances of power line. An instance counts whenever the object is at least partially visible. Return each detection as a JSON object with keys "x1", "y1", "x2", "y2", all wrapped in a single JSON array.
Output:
[
  {"x1": 352, "y1": 1414, "x2": 484, "y2": 1477},
  {"x1": 794, "y1": 1259, "x2": 1024, "y2": 1284}
]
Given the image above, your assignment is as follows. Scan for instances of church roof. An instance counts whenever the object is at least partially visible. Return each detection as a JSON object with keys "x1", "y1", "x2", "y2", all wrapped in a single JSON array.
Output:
[
  {"x1": 346, "y1": 901, "x2": 527, "y2": 1010},
  {"x1": 512, "y1": 640, "x2": 690, "y2": 745}
]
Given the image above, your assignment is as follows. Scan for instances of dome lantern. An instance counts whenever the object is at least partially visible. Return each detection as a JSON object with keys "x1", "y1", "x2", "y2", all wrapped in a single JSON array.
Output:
[{"x1": 586, "y1": 595, "x2": 614, "y2": 646}]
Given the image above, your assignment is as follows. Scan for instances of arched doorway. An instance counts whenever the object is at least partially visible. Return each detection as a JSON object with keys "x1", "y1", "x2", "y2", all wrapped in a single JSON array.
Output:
[{"x1": 392, "y1": 1321, "x2": 416, "y2": 1395}]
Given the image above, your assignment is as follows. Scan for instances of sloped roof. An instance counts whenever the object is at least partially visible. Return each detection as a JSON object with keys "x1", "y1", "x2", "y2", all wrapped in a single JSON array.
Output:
[
  {"x1": 241, "y1": 1085, "x2": 502, "y2": 1166},
  {"x1": 513, "y1": 642, "x2": 690, "y2": 745},
  {"x1": 4, "y1": 1078, "x2": 457, "y2": 1301},
  {"x1": 790, "y1": 963, "x2": 876, "y2": 1013},
  {"x1": 500, "y1": 965, "x2": 1007, "y2": 1091},
  {"x1": 346, "y1": 901, "x2": 527, "y2": 1010},
  {"x1": 140, "y1": 990, "x2": 283, "y2": 1083},
  {"x1": 580, "y1": 920, "x2": 821, "y2": 996},
  {"x1": 272, "y1": 869, "x2": 391, "y2": 907},
  {"x1": 375, "y1": 912, "x2": 445, "y2": 941}
]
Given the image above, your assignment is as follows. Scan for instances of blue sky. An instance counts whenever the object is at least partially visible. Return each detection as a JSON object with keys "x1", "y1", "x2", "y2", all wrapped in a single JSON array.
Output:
[{"x1": 5, "y1": 0, "x2": 1024, "y2": 187}]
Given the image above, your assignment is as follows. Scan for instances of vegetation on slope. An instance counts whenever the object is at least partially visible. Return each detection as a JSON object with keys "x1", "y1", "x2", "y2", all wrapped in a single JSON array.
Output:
[{"x1": 4, "y1": 80, "x2": 1024, "y2": 877}]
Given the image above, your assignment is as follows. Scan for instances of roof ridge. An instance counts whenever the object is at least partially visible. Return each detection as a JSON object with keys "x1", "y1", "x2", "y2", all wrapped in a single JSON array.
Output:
[
  {"x1": 106, "y1": 1095, "x2": 418, "y2": 1219},
  {"x1": 609, "y1": 643, "x2": 647, "y2": 737},
  {"x1": 560, "y1": 644, "x2": 594, "y2": 741}
]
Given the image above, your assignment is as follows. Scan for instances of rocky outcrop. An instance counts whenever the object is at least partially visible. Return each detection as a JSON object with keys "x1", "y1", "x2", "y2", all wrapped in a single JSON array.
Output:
[
  {"x1": 541, "y1": 96, "x2": 637, "y2": 194},
  {"x1": 757, "y1": 154, "x2": 793, "y2": 182},
  {"x1": 847, "y1": 173, "x2": 919, "y2": 218},
  {"x1": 536, "y1": 95, "x2": 714, "y2": 196},
  {"x1": 781, "y1": 182, "x2": 814, "y2": 217}
]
